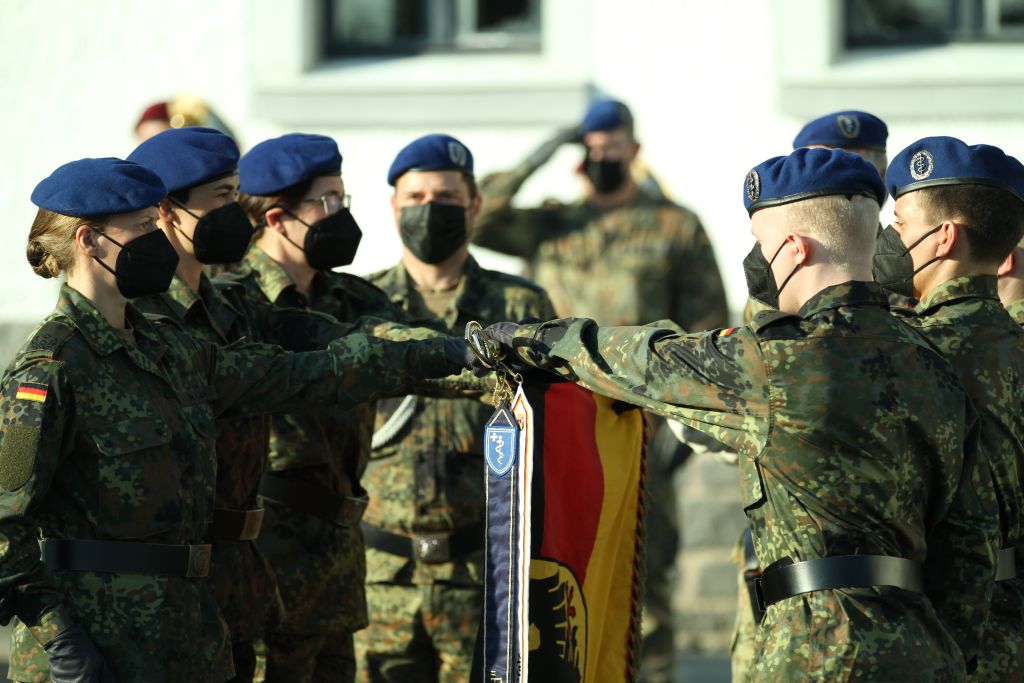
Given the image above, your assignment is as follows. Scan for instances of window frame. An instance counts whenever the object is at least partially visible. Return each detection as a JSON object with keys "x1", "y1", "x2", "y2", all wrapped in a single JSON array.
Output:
[{"x1": 321, "y1": 0, "x2": 542, "y2": 58}]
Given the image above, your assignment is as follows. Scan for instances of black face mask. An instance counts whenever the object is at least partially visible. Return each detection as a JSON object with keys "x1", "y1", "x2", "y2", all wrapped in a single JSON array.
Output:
[
  {"x1": 743, "y1": 241, "x2": 799, "y2": 309},
  {"x1": 281, "y1": 208, "x2": 363, "y2": 271},
  {"x1": 872, "y1": 224, "x2": 942, "y2": 298},
  {"x1": 399, "y1": 202, "x2": 468, "y2": 264},
  {"x1": 171, "y1": 201, "x2": 254, "y2": 264},
  {"x1": 583, "y1": 155, "x2": 628, "y2": 195},
  {"x1": 92, "y1": 228, "x2": 180, "y2": 299}
]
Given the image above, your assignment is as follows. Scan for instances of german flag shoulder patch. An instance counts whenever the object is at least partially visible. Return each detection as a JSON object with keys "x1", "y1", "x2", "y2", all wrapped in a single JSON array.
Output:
[
  {"x1": 718, "y1": 327, "x2": 738, "y2": 337},
  {"x1": 15, "y1": 382, "x2": 48, "y2": 403}
]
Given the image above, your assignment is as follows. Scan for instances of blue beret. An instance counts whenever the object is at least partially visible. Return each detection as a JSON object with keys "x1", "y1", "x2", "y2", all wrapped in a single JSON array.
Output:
[
  {"x1": 239, "y1": 133, "x2": 342, "y2": 195},
  {"x1": 744, "y1": 147, "x2": 886, "y2": 215},
  {"x1": 127, "y1": 127, "x2": 239, "y2": 194},
  {"x1": 31, "y1": 157, "x2": 167, "y2": 217},
  {"x1": 886, "y1": 136, "x2": 1024, "y2": 203},
  {"x1": 580, "y1": 99, "x2": 633, "y2": 135},
  {"x1": 792, "y1": 110, "x2": 888, "y2": 151},
  {"x1": 387, "y1": 134, "x2": 473, "y2": 186}
]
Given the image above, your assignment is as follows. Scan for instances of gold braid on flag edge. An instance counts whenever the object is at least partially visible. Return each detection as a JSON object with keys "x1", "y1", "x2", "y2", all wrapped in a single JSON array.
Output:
[{"x1": 625, "y1": 413, "x2": 650, "y2": 682}]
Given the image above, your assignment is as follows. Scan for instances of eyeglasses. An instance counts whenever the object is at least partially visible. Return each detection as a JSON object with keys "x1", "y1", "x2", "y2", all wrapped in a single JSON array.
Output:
[{"x1": 299, "y1": 192, "x2": 351, "y2": 215}]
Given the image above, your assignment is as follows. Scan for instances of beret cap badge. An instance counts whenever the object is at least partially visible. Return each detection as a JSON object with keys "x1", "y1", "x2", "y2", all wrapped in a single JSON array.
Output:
[
  {"x1": 835, "y1": 114, "x2": 861, "y2": 140},
  {"x1": 745, "y1": 170, "x2": 761, "y2": 202},
  {"x1": 448, "y1": 141, "x2": 468, "y2": 168},
  {"x1": 910, "y1": 150, "x2": 935, "y2": 181}
]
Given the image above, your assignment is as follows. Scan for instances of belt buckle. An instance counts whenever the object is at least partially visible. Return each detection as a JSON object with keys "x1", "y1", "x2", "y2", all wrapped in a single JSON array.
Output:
[
  {"x1": 414, "y1": 533, "x2": 451, "y2": 563},
  {"x1": 186, "y1": 544, "x2": 212, "y2": 578},
  {"x1": 241, "y1": 509, "x2": 265, "y2": 541},
  {"x1": 336, "y1": 496, "x2": 369, "y2": 528},
  {"x1": 749, "y1": 574, "x2": 767, "y2": 624}
]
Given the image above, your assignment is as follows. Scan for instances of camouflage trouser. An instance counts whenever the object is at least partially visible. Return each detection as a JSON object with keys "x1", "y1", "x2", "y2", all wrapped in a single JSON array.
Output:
[
  {"x1": 354, "y1": 582, "x2": 481, "y2": 683},
  {"x1": 971, "y1": 579, "x2": 1024, "y2": 682},
  {"x1": 730, "y1": 530, "x2": 758, "y2": 683},
  {"x1": 263, "y1": 629, "x2": 355, "y2": 683},
  {"x1": 638, "y1": 419, "x2": 685, "y2": 683}
]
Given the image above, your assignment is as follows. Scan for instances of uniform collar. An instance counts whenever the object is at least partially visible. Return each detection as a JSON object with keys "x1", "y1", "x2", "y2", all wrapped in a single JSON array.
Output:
[
  {"x1": 796, "y1": 280, "x2": 890, "y2": 318},
  {"x1": 243, "y1": 244, "x2": 300, "y2": 304},
  {"x1": 1006, "y1": 298, "x2": 1024, "y2": 326},
  {"x1": 915, "y1": 275, "x2": 1000, "y2": 315},
  {"x1": 381, "y1": 255, "x2": 489, "y2": 325},
  {"x1": 165, "y1": 273, "x2": 237, "y2": 342},
  {"x1": 243, "y1": 244, "x2": 339, "y2": 306},
  {"x1": 56, "y1": 284, "x2": 165, "y2": 363}
]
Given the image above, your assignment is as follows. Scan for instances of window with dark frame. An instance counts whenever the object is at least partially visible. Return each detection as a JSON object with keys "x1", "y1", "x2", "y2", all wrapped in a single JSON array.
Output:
[
  {"x1": 323, "y1": 0, "x2": 542, "y2": 57},
  {"x1": 845, "y1": 0, "x2": 1024, "y2": 48}
]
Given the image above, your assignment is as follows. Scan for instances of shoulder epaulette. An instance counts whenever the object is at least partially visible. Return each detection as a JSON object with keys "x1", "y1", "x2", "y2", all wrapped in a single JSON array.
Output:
[
  {"x1": 16, "y1": 319, "x2": 77, "y2": 362},
  {"x1": 749, "y1": 309, "x2": 800, "y2": 334}
]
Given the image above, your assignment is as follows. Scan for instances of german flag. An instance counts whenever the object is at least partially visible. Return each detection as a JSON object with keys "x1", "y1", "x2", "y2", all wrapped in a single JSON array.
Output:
[
  {"x1": 481, "y1": 381, "x2": 647, "y2": 682},
  {"x1": 15, "y1": 383, "x2": 48, "y2": 403}
]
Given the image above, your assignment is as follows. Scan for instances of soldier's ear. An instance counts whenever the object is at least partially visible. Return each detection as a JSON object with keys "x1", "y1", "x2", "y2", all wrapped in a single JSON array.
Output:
[
  {"x1": 158, "y1": 199, "x2": 178, "y2": 225},
  {"x1": 789, "y1": 233, "x2": 810, "y2": 265},
  {"x1": 935, "y1": 221, "x2": 959, "y2": 258},
  {"x1": 264, "y1": 207, "x2": 287, "y2": 234},
  {"x1": 997, "y1": 250, "x2": 1015, "y2": 277}
]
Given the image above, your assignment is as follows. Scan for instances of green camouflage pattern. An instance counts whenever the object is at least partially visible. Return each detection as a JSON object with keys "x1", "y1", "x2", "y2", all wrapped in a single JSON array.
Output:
[
  {"x1": 0, "y1": 284, "x2": 450, "y2": 682},
  {"x1": 897, "y1": 276, "x2": 1024, "y2": 682},
  {"x1": 504, "y1": 280, "x2": 999, "y2": 681},
  {"x1": 263, "y1": 628, "x2": 356, "y2": 682},
  {"x1": 137, "y1": 273, "x2": 350, "y2": 651},
  {"x1": 474, "y1": 166, "x2": 728, "y2": 331},
  {"x1": 224, "y1": 244, "x2": 443, "y2": 643},
  {"x1": 1007, "y1": 299, "x2": 1024, "y2": 327},
  {"x1": 356, "y1": 583, "x2": 481, "y2": 683},
  {"x1": 354, "y1": 257, "x2": 553, "y2": 676}
]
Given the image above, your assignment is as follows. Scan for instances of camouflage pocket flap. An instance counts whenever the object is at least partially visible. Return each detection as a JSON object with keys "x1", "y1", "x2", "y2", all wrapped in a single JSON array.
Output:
[{"x1": 91, "y1": 416, "x2": 172, "y2": 457}]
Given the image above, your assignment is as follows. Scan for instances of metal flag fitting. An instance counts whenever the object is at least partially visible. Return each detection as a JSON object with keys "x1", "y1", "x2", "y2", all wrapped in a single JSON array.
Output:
[{"x1": 465, "y1": 320, "x2": 522, "y2": 407}]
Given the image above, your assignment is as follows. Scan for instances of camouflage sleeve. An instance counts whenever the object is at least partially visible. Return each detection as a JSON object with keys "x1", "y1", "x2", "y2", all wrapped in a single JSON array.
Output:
[
  {"x1": 473, "y1": 173, "x2": 560, "y2": 258},
  {"x1": 509, "y1": 318, "x2": 770, "y2": 454},
  {"x1": 252, "y1": 302, "x2": 351, "y2": 352},
  {"x1": 668, "y1": 213, "x2": 730, "y2": 331},
  {"x1": 922, "y1": 412, "x2": 999, "y2": 670},
  {"x1": 0, "y1": 360, "x2": 77, "y2": 644},
  {"x1": 186, "y1": 331, "x2": 453, "y2": 419},
  {"x1": 473, "y1": 128, "x2": 578, "y2": 258}
]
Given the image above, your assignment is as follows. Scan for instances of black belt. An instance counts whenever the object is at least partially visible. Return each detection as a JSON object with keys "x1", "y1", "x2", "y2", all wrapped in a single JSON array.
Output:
[
  {"x1": 754, "y1": 555, "x2": 924, "y2": 620},
  {"x1": 259, "y1": 474, "x2": 367, "y2": 527},
  {"x1": 41, "y1": 539, "x2": 211, "y2": 578},
  {"x1": 996, "y1": 546, "x2": 1017, "y2": 582},
  {"x1": 209, "y1": 506, "x2": 265, "y2": 541},
  {"x1": 361, "y1": 522, "x2": 485, "y2": 564},
  {"x1": 740, "y1": 529, "x2": 765, "y2": 624}
]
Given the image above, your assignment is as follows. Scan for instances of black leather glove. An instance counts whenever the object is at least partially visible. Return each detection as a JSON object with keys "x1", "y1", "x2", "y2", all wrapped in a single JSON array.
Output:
[
  {"x1": 483, "y1": 321, "x2": 518, "y2": 349},
  {"x1": 442, "y1": 337, "x2": 475, "y2": 374},
  {"x1": 45, "y1": 623, "x2": 116, "y2": 683}
]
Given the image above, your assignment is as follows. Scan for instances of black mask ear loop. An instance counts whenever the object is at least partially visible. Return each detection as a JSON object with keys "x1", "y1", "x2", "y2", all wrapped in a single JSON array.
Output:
[
  {"x1": 166, "y1": 198, "x2": 201, "y2": 246},
  {"x1": 89, "y1": 227, "x2": 122, "y2": 279},
  {"x1": 903, "y1": 224, "x2": 945, "y2": 282},
  {"x1": 273, "y1": 207, "x2": 312, "y2": 255},
  {"x1": 769, "y1": 240, "x2": 801, "y2": 298}
]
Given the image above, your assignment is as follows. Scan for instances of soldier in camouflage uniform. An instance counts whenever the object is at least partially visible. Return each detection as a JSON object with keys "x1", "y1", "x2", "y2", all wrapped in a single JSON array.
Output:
[
  {"x1": 0, "y1": 158, "x2": 464, "y2": 683},
  {"x1": 128, "y1": 127, "x2": 370, "y2": 682},
  {"x1": 872, "y1": 136, "x2": 1024, "y2": 681},
  {"x1": 473, "y1": 98, "x2": 728, "y2": 682},
  {"x1": 479, "y1": 148, "x2": 999, "y2": 681},
  {"x1": 730, "y1": 109, "x2": 893, "y2": 680},
  {"x1": 231, "y1": 133, "x2": 486, "y2": 683},
  {"x1": 354, "y1": 134, "x2": 555, "y2": 683}
]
